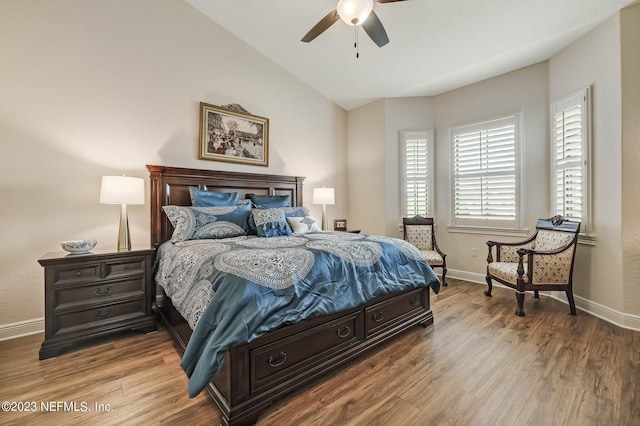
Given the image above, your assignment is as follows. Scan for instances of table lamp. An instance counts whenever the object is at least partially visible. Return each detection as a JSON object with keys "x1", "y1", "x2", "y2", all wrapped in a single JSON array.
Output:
[{"x1": 100, "y1": 175, "x2": 145, "y2": 251}]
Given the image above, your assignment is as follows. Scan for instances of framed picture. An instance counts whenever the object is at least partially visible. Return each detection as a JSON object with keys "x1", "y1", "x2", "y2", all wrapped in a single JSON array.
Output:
[
  {"x1": 199, "y1": 102, "x2": 269, "y2": 166},
  {"x1": 334, "y1": 219, "x2": 347, "y2": 232}
]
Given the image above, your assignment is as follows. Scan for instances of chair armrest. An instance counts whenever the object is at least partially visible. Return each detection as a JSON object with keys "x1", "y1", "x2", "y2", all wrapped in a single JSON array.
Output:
[
  {"x1": 518, "y1": 243, "x2": 577, "y2": 285},
  {"x1": 432, "y1": 236, "x2": 446, "y2": 258},
  {"x1": 486, "y1": 233, "x2": 537, "y2": 263}
]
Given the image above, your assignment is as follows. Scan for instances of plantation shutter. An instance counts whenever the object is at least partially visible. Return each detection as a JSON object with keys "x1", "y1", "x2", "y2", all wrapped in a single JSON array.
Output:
[
  {"x1": 402, "y1": 131, "x2": 433, "y2": 217},
  {"x1": 553, "y1": 99, "x2": 584, "y2": 222},
  {"x1": 453, "y1": 118, "x2": 517, "y2": 222}
]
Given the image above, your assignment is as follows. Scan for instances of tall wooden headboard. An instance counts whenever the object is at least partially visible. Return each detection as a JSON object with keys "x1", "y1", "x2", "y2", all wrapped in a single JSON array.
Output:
[{"x1": 147, "y1": 165, "x2": 305, "y2": 248}]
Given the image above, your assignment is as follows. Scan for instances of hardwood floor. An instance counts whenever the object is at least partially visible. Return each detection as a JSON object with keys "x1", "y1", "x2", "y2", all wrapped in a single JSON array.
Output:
[{"x1": 1, "y1": 279, "x2": 639, "y2": 425}]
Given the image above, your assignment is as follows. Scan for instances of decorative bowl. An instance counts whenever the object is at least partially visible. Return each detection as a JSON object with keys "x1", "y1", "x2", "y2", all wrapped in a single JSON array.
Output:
[{"x1": 61, "y1": 240, "x2": 97, "y2": 254}]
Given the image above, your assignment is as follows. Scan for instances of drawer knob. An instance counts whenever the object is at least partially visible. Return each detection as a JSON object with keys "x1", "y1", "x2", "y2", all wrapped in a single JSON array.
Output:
[
  {"x1": 372, "y1": 312, "x2": 384, "y2": 322},
  {"x1": 410, "y1": 297, "x2": 420, "y2": 306},
  {"x1": 337, "y1": 325, "x2": 351, "y2": 338},
  {"x1": 95, "y1": 308, "x2": 112, "y2": 319},
  {"x1": 76, "y1": 271, "x2": 82, "y2": 277},
  {"x1": 267, "y1": 351, "x2": 287, "y2": 368},
  {"x1": 123, "y1": 265, "x2": 130, "y2": 270},
  {"x1": 95, "y1": 286, "x2": 113, "y2": 296}
]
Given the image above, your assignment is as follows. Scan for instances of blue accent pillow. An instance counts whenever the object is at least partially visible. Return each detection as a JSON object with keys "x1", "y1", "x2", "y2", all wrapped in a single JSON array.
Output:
[
  {"x1": 281, "y1": 206, "x2": 309, "y2": 219},
  {"x1": 189, "y1": 187, "x2": 239, "y2": 207},
  {"x1": 248, "y1": 194, "x2": 291, "y2": 208},
  {"x1": 252, "y1": 208, "x2": 292, "y2": 237},
  {"x1": 162, "y1": 204, "x2": 251, "y2": 242}
]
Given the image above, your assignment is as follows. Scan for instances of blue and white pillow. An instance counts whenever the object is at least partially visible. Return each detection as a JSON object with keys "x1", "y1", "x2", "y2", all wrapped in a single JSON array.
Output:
[
  {"x1": 163, "y1": 204, "x2": 251, "y2": 242},
  {"x1": 248, "y1": 206, "x2": 308, "y2": 235},
  {"x1": 252, "y1": 208, "x2": 292, "y2": 237},
  {"x1": 189, "y1": 187, "x2": 239, "y2": 207},
  {"x1": 287, "y1": 216, "x2": 321, "y2": 234}
]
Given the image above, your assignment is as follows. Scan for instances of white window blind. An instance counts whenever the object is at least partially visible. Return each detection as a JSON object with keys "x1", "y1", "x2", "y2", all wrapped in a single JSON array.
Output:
[
  {"x1": 551, "y1": 87, "x2": 591, "y2": 235},
  {"x1": 451, "y1": 115, "x2": 521, "y2": 229},
  {"x1": 401, "y1": 130, "x2": 433, "y2": 217}
]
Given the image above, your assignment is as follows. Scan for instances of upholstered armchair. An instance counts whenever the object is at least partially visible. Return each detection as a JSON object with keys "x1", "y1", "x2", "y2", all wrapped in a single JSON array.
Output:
[
  {"x1": 403, "y1": 216, "x2": 447, "y2": 286},
  {"x1": 485, "y1": 217, "x2": 580, "y2": 316}
]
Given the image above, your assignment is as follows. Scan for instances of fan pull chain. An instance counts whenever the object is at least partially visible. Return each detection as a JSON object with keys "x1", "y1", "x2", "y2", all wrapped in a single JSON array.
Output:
[{"x1": 354, "y1": 25, "x2": 360, "y2": 58}]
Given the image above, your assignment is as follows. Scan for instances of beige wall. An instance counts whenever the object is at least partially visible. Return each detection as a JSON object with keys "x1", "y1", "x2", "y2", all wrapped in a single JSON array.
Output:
[
  {"x1": 0, "y1": 0, "x2": 348, "y2": 333},
  {"x1": 549, "y1": 13, "x2": 624, "y2": 311},
  {"x1": 346, "y1": 100, "x2": 386, "y2": 235},
  {"x1": 620, "y1": 4, "x2": 640, "y2": 315}
]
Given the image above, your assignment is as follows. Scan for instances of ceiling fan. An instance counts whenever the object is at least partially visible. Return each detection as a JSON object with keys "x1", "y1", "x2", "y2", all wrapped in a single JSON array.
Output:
[{"x1": 301, "y1": 0, "x2": 410, "y2": 50}]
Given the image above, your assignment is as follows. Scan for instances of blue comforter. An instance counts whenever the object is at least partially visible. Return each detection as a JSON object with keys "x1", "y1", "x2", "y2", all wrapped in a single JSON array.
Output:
[{"x1": 155, "y1": 231, "x2": 440, "y2": 397}]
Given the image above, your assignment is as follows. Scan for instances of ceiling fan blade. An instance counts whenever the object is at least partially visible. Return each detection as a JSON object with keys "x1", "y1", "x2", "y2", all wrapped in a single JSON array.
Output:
[
  {"x1": 362, "y1": 10, "x2": 389, "y2": 47},
  {"x1": 301, "y1": 10, "x2": 340, "y2": 42}
]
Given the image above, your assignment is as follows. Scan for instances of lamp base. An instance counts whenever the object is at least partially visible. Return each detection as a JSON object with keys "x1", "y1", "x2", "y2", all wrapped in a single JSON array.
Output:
[
  {"x1": 117, "y1": 204, "x2": 131, "y2": 251},
  {"x1": 321, "y1": 204, "x2": 328, "y2": 231}
]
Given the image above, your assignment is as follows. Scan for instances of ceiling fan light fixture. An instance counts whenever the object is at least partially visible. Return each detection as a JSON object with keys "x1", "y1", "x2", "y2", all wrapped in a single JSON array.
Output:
[{"x1": 337, "y1": 0, "x2": 373, "y2": 26}]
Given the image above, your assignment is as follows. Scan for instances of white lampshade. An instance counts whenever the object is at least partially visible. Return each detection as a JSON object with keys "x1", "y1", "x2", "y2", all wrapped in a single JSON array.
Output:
[
  {"x1": 312, "y1": 187, "x2": 335, "y2": 205},
  {"x1": 337, "y1": 0, "x2": 373, "y2": 26},
  {"x1": 100, "y1": 176, "x2": 145, "y2": 205}
]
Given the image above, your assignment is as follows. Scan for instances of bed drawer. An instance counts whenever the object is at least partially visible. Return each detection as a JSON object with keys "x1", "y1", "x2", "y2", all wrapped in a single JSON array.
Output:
[
  {"x1": 250, "y1": 310, "x2": 362, "y2": 393},
  {"x1": 365, "y1": 288, "x2": 425, "y2": 337}
]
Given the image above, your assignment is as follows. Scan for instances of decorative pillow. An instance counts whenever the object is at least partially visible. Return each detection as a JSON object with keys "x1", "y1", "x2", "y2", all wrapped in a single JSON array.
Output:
[
  {"x1": 247, "y1": 206, "x2": 308, "y2": 234},
  {"x1": 248, "y1": 194, "x2": 291, "y2": 208},
  {"x1": 287, "y1": 216, "x2": 321, "y2": 234},
  {"x1": 163, "y1": 204, "x2": 251, "y2": 242},
  {"x1": 189, "y1": 187, "x2": 239, "y2": 207},
  {"x1": 281, "y1": 206, "x2": 309, "y2": 218},
  {"x1": 252, "y1": 208, "x2": 292, "y2": 237}
]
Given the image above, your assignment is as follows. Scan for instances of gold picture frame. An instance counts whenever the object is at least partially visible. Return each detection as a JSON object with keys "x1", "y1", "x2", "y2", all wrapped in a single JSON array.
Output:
[{"x1": 199, "y1": 102, "x2": 269, "y2": 166}]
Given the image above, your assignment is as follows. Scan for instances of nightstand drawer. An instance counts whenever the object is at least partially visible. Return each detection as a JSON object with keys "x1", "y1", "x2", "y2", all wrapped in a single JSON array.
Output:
[
  {"x1": 105, "y1": 258, "x2": 146, "y2": 278},
  {"x1": 53, "y1": 264, "x2": 101, "y2": 285},
  {"x1": 55, "y1": 277, "x2": 146, "y2": 310},
  {"x1": 52, "y1": 298, "x2": 146, "y2": 337}
]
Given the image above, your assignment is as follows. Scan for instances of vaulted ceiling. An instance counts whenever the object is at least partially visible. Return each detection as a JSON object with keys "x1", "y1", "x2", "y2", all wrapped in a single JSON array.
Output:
[{"x1": 186, "y1": 0, "x2": 636, "y2": 110}]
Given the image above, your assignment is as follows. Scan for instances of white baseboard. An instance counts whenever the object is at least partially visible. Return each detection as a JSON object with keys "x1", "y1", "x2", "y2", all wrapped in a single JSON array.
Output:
[
  {"x1": 0, "y1": 318, "x2": 44, "y2": 341},
  {"x1": 447, "y1": 268, "x2": 640, "y2": 332}
]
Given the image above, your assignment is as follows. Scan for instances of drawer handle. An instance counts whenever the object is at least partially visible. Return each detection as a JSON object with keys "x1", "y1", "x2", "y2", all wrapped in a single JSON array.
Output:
[
  {"x1": 95, "y1": 286, "x2": 113, "y2": 296},
  {"x1": 409, "y1": 296, "x2": 420, "y2": 306},
  {"x1": 267, "y1": 352, "x2": 287, "y2": 368},
  {"x1": 337, "y1": 325, "x2": 351, "y2": 338},
  {"x1": 123, "y1": 265, "x2": 130, "y2": 271},
  {"x1": 76, "y1": 271, "x2": 82, "y2": 277},
  {"x1": 95, "y1": 309, "x2": 112, "y2": 319},
  {"x1": 372, "y1": 312, "x2": 384, "y2": 322}
]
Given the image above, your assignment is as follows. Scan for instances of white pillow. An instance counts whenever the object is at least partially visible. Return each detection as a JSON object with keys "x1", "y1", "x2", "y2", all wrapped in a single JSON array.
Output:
[{"x1": 287, "y1": 216, "x2": 321, "y2": 234}]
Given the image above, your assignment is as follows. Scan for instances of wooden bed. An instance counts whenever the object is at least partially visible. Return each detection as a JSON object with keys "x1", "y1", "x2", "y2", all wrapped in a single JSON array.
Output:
[{"x1": 147, "y1": 165, "x2": 435, "y2": 425}]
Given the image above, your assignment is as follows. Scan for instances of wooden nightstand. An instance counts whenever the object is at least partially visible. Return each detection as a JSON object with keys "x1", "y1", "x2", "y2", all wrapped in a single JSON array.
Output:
[{"x1": 38, "y1": 248, "x2": 156, "y2": 360}]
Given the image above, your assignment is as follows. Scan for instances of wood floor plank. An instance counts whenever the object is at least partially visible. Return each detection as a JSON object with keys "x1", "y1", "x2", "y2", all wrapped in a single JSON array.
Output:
[{"x1": 1, "y1": 279, "x2": 638, "y2": 425}]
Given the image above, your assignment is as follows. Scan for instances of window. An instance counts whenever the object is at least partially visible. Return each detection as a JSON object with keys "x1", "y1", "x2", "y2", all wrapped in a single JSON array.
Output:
[
  {"x1": 551, "y1": 87, "x2": 591, "y2": 237},
  {"x1": 451, "y1": 115, "x2": 522, "y2": 230},
  {"x1": 401, "y1": 130, "x2": 434, "y2": 217}
]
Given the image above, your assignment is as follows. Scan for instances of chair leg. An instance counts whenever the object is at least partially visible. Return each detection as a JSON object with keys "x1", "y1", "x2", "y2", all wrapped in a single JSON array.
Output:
[
  {"x1": 534, "y1": 290, "x2": 540, "y2": 299},
  {"x1": 441, "y1": 266, "x2": 448, "y2": 286},
  {"x1": 484, "y1": 275, "x2": 493, "y2": 297},
  {"x1": 515, "y1": 291, "x2": 525, "y2": 316},
  {"x1": 566, "y1": 290, "x2": 577, "y2": 315}
]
